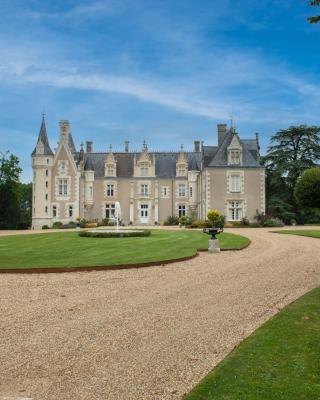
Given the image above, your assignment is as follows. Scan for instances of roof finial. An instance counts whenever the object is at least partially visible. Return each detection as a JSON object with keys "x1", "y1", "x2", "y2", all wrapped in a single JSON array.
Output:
[
  {"x1": 230, "y1": 110, "x2": 236, "y2": 132},
  {"x1": 143, "y1": 140, "x2": 147, "y2": 151},
  {"x1": 109, "y1": 144, "x2": 113, "y2": 152},
  {"x1": 180, "y1": 144, "x2": 184, "y2": 151}
]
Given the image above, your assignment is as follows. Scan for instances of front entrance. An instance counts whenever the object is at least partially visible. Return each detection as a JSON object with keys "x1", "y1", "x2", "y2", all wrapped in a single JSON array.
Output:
[{"x1": 140, "y1": 204, "x2": 149, "y2": 224}]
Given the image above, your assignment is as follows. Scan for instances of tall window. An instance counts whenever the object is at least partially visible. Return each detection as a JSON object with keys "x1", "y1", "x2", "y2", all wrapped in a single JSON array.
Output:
[
  {"x1": 107, "y1": 165, "x2": 114, "y2": 176},
  {"x1": 178, "y1": 183, "x2": 186, "y2": 197},
  {"x1": 61, "y1": 161, "x2": 66, "y2": 174},
  {"x1": 140, "y1": 163, "x2": 148, "y2": 176},
  {"x1": 178, "y1": 205, "x2": 186, "y2": 217},
  {"x1": 230, "y1": 150, "x2": 241, "y2": 165},
  {"x1": 162, "y1": 186, "x2": 169, "y2": 198},
  {"x1": 45, "y1": 206, "x2": 48, "y2": 214},
  {"x1": 230, "y1": 175, "x2": 241, "y2": 193},
  {"x1": 45, "y1": 194, "x2": 48, "y2": 201},
  {"x1": 52, "y1": 205, "x2": 57, "y2": 217},
  {"x1": 141, "y1": 184, "x2": 148, "y2": 195},
  {"x1": 177, "y1": 165, "x2": 186, "y2": 176},
  {"x1": 190, "y1": 186, "x2": 193, "y2": 197},
  {"x1": 105, "y1": 203, "x2": 116, "y2": 219},
  {"x1": 228, "y1": 201, "x2": 242, "y2": 221},
  {"x1": 89, "y1": 186, "x2": 93, "y2": 198},
  {"x1": 58, "y1": 179, "x2": 68, "y2": 196},
  {"x1": 45, "y1": 181, "x2": 48, "y2": 188},
  {"x1": 107, "y1": 184, "x2": 114, "y2": 197},
  {"x1": 46, "y1": 169, "x2": 48, "y2": 177}
]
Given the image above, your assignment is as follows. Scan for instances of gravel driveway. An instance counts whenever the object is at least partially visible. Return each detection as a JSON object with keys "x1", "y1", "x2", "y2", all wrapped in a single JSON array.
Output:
[{"x1": 1, "y1": 228, "x2": 320, "y2": 400}]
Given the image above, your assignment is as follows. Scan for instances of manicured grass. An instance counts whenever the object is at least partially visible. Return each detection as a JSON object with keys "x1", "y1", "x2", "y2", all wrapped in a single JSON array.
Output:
[
  {"x1": 273, "y1": 230, "x2": 320, "y2": 238},
  {"x1": 184, "y1": 287, "x2": 320, "y2": 400},
  {"x1": 0, "y1": 229, "x2": 249, "y2": 270}
]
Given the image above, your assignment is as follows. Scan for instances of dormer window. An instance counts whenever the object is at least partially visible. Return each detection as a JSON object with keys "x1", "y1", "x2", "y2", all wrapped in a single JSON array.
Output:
[
  {"x1": 177, "y1": 165, "x2": 186, "y2": 176},
  {"x1": 230, "y1": 150, "x2": 241, "y2": 165},
  {"x1": 140, "y1": 163, "x2": 149, "y2": 176},
  {"x1": 107, "y1": 165, "x2": 114, "y2": 176}
]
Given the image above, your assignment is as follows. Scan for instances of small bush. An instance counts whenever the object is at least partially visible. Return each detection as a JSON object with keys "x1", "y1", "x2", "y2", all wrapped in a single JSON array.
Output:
[
  {"x1": 189, "y1": 220, "x2": 212, "y2": 229},
  {"x1": 52, "y1": 221, "x2": 63, "y2": 229},
  {"x1": 163, "y1": 216, "x2": 179, "y2": 226},
  {"x1": 42, "y1": 225, "x2": 49, "y2": 230},
  {"x1": 79, "y1": 230, "x2": 151, "y2": 238},
  {"x1": 179, "y1": 215, "x2": 192, "y2": 226},
  {"x1": 264, "y1": 218, "x2": 285, "y2": 227},
  {"x1": 240, "y1": 217, "x2": 250, "y2": 226},
  {"x1": 250, "y1": 222, "x2": 262, "y2": 228},
  {"x1": 207, "y1": 209, "x2": 225, "y2": 228},
  {"x1": 84, "y1": 222, "x2": 98, "y2": 228}
]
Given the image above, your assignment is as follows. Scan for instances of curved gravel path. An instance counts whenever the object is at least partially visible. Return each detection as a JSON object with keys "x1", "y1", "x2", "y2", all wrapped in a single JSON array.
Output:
[{"x1": 1, "y1": 228, "x2": 320, "y2": 400}]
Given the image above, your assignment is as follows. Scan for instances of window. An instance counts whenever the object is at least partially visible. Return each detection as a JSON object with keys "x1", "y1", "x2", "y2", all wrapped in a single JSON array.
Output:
[
  {"x1": 178, "y1": 205, "x2": 186, "y2": 217},
  {"x1": 230, "y1": 175, "x2": 241, "y2": 193},
  {"x1": 177, "y1": 165, "x2": 186, "y2": 176},
  {"x1": 140, "y1": 204, "x2": 148, "y2": 217},
  {"x1": 52, "y1": 206, "x2": 57, "y2": 217},
  {"x1": 190, "y1": 186, "x2": 193, "y2": 197},
  {"x1": 45, "y1": 206, "x2": 48, "y2": 214},
  {"x1": 47, "y1": 159, "x2": 49, "y2": 165},
  {"x1": 107, "y1": 165, "x2": 114, "y2": 176},
  {"x1": 61, "y1": 161, "x2": 66, "y2": 173},
  {"x1": 230, "y1": 150, "x2": 241, "y2": 165},
  {"x1": 105, "y1": 203, "x2": 116, "y2": 219},
  {"x1": 178, "y1": 183, "x2": 186, "y2": 197},
  {"x1": 58, "y1": 179, "x2": 68, "y2": 196},
  {"x1": 141, "y1": 184, "x2": 148, "y2": 196},
  {"x1": 45, "y1": 194, "x2": 48, "y2": 201},
  {"x1": 33, "y1": 171, "x2": 36, "y2": 180},
  {"x1": 107, "y1": 184, "x2": 114, "y2": 197},
  {"x1": 45, "y1": 181, "x2": 48, "y2": 188},
  {"x1": 68, "y1": 205, "x2": 73, "y2": 218},
  {"x1": 46, "y1": 169, "x2": 48, "y2": 177},
  {"x1": 89, "y1": 186, "x2": 93, "y2": 198},
  {"x1": 162, "y1": 186, "x2": 169, "y2": 198},
  {"x1": 140, "y1": 163, "x2": 148, "y2": 176},
  {"x1": 228, "y1": 201, "x2": 242, "y2": 221}
]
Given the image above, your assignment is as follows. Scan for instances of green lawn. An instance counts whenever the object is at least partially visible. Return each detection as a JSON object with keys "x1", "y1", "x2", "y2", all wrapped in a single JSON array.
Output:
[
  {"x1": 0, "y1": 229, "x2": 249, "y2": 270},
  {"x1": 273, "y1": 230, "x2": 320, "y2": 238},
  {"x1": 184, "y1": 287, "x2": 320, "y2": 400}
]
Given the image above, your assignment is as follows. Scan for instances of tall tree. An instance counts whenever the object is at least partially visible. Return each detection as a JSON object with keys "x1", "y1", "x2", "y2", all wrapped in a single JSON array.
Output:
[
  {"x1": 0, "y1": 151, "x2": 22, "y2": 229},
  {"x1": 308, "y1": 0, "x2": 320, "y2": 23},
  {"x1": 18, "y1": 182, "x2": 32, "y2": 229},
  {"x1": 264, "y1": 125, "x2": 320, "y2": 222},
  {"x1": 295, "y1": 167, "x2": 320, "y2": 209}
]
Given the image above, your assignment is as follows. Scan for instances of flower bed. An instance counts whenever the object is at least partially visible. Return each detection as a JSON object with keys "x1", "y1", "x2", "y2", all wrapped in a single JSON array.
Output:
[{"x1": 79, "y1": 229, "x2": 151, "y2": 238}]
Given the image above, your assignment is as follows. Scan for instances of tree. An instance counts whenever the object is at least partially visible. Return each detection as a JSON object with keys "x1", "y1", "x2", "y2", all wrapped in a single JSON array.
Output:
[
  {"x1": 18, "y1": 182, "x2": 32, "y2": 229},
  {"x1": 294, "y1": 167, "x2": 320, "y2": 209},
  {"x1": 0, "y1": 151, "x2": 23, "y2": 229},
  {"x1": 308, "y1": 0, "x2": 320, "y2": 23},
  {"x1": 264, "y1": 125, "x2": 320, "y2": 222}
]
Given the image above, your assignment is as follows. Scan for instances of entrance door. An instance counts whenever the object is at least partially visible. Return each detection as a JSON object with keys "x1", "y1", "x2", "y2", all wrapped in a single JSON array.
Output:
[{"x1": 140, "y1": 204, "x2": 149, "y2": 224}]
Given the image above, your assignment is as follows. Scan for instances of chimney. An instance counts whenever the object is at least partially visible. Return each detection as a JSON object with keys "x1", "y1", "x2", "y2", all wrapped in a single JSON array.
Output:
[
  {"x1": 124, "y1": 140, "x2": 129, "y2": 152},
  {"x1": 59, "y1": 120, "x2": 70, "y2": 141},
  {"x1": 217, "y1": 124, "x2": 227, "y2": 146},
  {"x1": 86, "y1": 141, "x2": 93, "y2": 153},
  {"x1": 194, "y1": 141, "x2": 200, "y2": 152}
]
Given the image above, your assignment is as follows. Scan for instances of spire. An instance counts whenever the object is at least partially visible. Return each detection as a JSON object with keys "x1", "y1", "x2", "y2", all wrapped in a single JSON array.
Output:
[{"x1": 31, "y1": 115, "x2": 54, "y2": 156}]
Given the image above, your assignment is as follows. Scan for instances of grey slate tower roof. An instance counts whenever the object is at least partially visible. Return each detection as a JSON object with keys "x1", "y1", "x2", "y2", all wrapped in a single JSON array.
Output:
[
  {"x1": 31, "y1": 116, "x2": 54, "y2": 156},
  {"x1": 68, "y1": 132, "x2": 77, "y2": 153}
]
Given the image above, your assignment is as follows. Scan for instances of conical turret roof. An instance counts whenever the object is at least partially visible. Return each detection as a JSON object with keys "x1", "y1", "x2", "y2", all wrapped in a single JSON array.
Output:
[{"x1": 31, "y1": 115, "x2": 54, "y2": 156}]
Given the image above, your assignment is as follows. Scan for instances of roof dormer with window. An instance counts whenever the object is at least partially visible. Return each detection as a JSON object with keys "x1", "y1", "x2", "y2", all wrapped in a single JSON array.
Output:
[
  {"x1": 134, "y1": 141, "x2": 155, "y2": 177},
  {"x1": 227, "y1": 134, "x2": 243, "y2": 166},
  {"x1": 176, "y1": 145, "x2": 188, "y2": 177},
  {"x1": 104, "y1": 145, "x2": 117, "y2": 177}
]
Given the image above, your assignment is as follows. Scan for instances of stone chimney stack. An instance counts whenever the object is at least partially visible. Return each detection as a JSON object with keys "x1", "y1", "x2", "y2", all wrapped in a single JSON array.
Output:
[
  {"x1": 217, "y1": 124, "x2": 227, "y2": 146},
  {"x1": 59, "y1": 120, "x2": 70, "y2": 142},
  {"x1": 124, "y1": 140, "x2": 129, "y2": 152},
  {"x1": 86, "y1": 141, "x2": 93, "y2": 153},
  {"x1": 194, "y1": 141, "x2": 200, "y2": 152}
]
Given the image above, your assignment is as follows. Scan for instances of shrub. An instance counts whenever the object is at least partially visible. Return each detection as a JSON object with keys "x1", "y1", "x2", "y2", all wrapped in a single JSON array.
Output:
[
  {"x1": 97, "y1": 218, "x2": 109, "y2": 227},
  {"x1": 179, "y1": 215, "x2": 192, "y2": 226},
  {"x1": 264, "y1": 218, "x2": 285, "y2": 227},
  {"x1": 42, "y1": 225, "x2": 49, "y2": 229},
  {"x1": 207, "y1": 209, "x2": 225, "y2": 228},
  {"x1": 295, "y1": 167, "x2": 320, "y2": 209},
  {"x1": 52, "y1": 221, "x2": 63, "y2": 229},
  {"x1": 84, "y1": 222, "x2": 98, "y2": 228},
  {"x1": 240, "y1": 217, "x2": 250, "y2": 226},
  {"x1": 79, "y1": 230, "x2": 151, "y2": 238},
  {"x1": 250, "y1": 222, "x2": 262, "y2": 228},
  {"x1": 163, "y1": 216, "x2": 179, "y2": 226}
]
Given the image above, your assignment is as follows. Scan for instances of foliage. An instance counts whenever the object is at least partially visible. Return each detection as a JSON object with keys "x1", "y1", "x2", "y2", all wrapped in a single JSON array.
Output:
[
  {"x1": 179, "y1": 215, "x2": 192, "y2": 226},
  {"x1": 42, "y1": 225, "x2": 49, "y2": 229},
  {"x1": 207, "y1": 209, "x2": 225, "y2": 228},
  {"x1": 185, "y1": 288, "x2": 320, "y2": 399},
  {"x1": 263, "y1": 125, "x2": 320, "y2": 224},
  {"x1": 294, "y1": 167, "x2": 320, "y2": 209},
  {"x1": 189, "y1": 220, "x2": 212, "y2": 229},
  {"x1": 163, "y1": 215, "x2": 180, "y2": 225},
  {"x1": 240, "y1": 217, "x2": 250, "y2": 226},
  {"x1": 263, "y1": 218, "x2": 285, "y2": 227},
  {"x1": 308, "y1": 0, "x2": 320, "y2": 23},
  {"x1": 0, "y1": 230, "x2": 250, "y2": 269},
  {"x1": 0, "y1": 151, "x2": 23, "y2": 229},
  {"x1": 52, "y1": 221, "x2": 63, "y2": 229},
  {"x1": 79, "y1": 229, "x2": 151, "y2": 238},
  {"x1": 84, "y1": 222, "x2": 98, "y2": 228},
  {"x1": 17, "y1": 182, "x2": 32, "y2": 229}
]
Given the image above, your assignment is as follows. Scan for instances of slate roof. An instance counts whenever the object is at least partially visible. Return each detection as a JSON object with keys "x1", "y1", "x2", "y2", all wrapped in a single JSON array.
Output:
[
  {"x1": 81, "y1": 152, "x2": 201, "y2": 178},
  {"x1": 203, "y1": 129, "x2": 261, "y2": 168},
  {"x1": 68, "y1": 132, "x2": 77, "y2": 153},
  {"x1": 31, "y1": 117, "x2": 54, "y2": 156}
]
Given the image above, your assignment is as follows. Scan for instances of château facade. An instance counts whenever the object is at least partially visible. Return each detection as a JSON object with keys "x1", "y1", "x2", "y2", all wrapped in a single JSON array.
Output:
[{"x1": 31, "y1": 118, "x2": 265, "y2": 229}]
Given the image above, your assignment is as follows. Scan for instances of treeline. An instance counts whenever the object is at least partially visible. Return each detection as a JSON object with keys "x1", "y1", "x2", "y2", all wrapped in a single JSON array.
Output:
[
  {"x1": 0, "y1": 124, "x2": 320, "y2": 230},
  {"x1": 0, "y1": 152, "x2": 32, "y2": 229}
]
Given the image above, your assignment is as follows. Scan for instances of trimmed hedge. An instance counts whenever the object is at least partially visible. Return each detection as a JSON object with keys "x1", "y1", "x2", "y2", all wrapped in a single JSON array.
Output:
[{"x1": 79, "y1": 230, "x2": 151, "y2": 238}]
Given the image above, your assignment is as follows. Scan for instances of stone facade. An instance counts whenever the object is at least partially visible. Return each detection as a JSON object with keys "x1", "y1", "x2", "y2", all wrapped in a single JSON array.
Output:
[{"x1": 31, "y1": 118, "x2": 265, "y2": 229}]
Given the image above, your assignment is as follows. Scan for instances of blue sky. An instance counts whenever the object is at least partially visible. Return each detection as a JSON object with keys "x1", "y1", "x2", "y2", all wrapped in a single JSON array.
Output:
[{"x1": 0, "y1": 0, "x2": 319, "y2": 181}]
